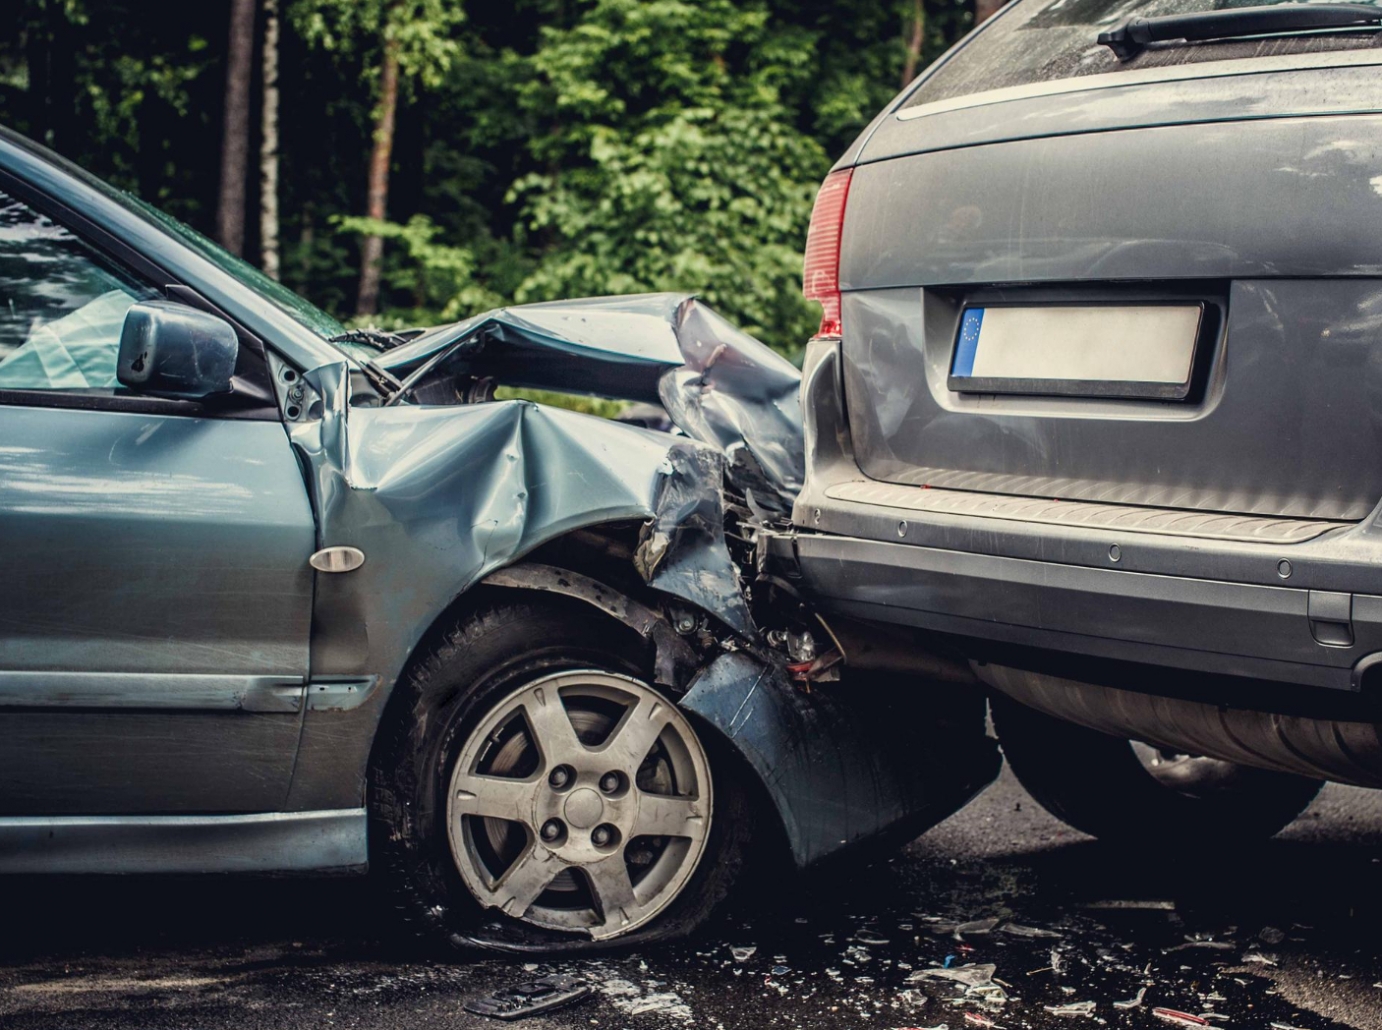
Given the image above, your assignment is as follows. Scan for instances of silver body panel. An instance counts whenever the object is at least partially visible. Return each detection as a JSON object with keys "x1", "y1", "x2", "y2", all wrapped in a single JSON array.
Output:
[
  {"x1": 0, "y1": 809, "x2": 366, "y2": 874},
  {"x1": 0, "y1": 405, "x2": 315, "y2": 815}
]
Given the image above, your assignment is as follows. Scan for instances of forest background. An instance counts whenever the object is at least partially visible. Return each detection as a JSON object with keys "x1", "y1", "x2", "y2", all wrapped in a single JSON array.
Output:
[{"x1": 1, "y1": 0, "x2": 1004, "y2": 359}]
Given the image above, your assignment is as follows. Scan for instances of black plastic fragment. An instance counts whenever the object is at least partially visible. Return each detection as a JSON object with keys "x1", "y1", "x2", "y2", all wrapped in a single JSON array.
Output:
[{"x1": 462, "y1": 975, "x2": 592, "y2": 1020}]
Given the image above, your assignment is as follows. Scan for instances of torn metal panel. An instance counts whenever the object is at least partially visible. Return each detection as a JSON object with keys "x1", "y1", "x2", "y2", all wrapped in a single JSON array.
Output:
[
  {"x1": 657, "y1": 300, "x2": 804, "y2": 516},
  {"x1": 376, "y1": 293, "x2": 804, "y2": 513},
  {"x1": 680, "y1": 651, "x2": 1001, "y2": 868},
  {"x1": 633, "y1": 444, "x2": 754, "y2": 637}
]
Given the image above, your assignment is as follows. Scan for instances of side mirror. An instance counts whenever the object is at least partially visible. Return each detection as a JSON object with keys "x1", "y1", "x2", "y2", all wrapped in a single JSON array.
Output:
[{"x1": 117, "y1": 300, "x2": 239, "y2": 400}]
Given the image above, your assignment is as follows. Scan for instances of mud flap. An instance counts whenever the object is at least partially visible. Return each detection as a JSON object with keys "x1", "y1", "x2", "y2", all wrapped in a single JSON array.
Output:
[{"x1": 680, "y1": 651, "x2": 1001, "y2": 868}]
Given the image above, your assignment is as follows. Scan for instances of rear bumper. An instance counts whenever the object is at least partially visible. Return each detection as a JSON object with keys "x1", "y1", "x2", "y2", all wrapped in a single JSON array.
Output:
[
  {"x1": 790, "y1": 530, "x2": 1382, "y2": 693},
  {"x1": 790, "y1": 338, "x2": 1382, "y2": 702}
]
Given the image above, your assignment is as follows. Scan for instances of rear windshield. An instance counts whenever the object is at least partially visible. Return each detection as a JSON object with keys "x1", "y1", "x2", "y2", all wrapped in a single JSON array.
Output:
[{"x1": 905, "y1": 0, "x2": 1382, "y2": 108}]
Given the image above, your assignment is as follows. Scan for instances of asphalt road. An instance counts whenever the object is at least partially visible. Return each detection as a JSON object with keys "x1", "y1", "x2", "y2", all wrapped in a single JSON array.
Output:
[{"x1": 3, "y1": 763, "x2": 1380, "y2": 1030}]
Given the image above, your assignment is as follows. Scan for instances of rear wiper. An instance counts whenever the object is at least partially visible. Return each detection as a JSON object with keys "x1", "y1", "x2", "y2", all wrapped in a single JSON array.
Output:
[{"x1": 1098, "y1": 2, "x2": 1382, "y2": 60}]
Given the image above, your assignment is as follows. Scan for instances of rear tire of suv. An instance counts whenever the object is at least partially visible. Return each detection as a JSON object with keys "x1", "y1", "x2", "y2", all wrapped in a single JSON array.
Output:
[
  {"x1": 369, "y1": 595, "x2": 751, "y2": 954},
  {"x1": 991, "y1": 694, "x2": 1325, "y2": 842}
]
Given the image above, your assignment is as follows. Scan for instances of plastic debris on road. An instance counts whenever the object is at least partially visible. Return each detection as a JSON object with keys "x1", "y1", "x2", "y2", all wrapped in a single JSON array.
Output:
[
  {"x1": 908, "y1": 964, "x2": 998, "y2": 989},
  {"x1": 999, "y1": 923, "x2": 1063, "y2": 939},
  {"x1": 1113, "y1": 986, "x2": 1149, "y2": 1009},
  {"x1": 1153, "y1": 1007, "x2": 1211, "y2": 1027},
  {"x1": 462, "y1": 976, "x2": 592, "y2": 1020},
  {"x1": 1043, "y1": 1001, "x2": 1097, "y2": 1017},
  {"x1": 955, "y1": 918, "x2": 1001, "y2": 936}
]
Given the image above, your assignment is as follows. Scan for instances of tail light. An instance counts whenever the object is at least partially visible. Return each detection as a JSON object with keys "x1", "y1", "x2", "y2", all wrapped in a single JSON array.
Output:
[{"x1": 802, "y1": 168, "x2": 853, "y2": 338}]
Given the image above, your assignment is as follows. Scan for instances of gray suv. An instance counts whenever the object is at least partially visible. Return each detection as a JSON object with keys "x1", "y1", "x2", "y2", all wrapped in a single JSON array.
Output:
[{"x1": 784, "y1": 0, "x2": 1382, "y2": 841}]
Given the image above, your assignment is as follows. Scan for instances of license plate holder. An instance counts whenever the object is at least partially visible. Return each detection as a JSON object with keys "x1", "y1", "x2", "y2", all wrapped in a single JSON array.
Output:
[{"x1": 948, "y1": 303, "x2": 1206, "y2": 401}]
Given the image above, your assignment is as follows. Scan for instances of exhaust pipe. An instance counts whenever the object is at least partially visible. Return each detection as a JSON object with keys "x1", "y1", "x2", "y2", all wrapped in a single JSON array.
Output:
[{"x1": 976, "y1": 662, "x2": 1382, "y2": 788}]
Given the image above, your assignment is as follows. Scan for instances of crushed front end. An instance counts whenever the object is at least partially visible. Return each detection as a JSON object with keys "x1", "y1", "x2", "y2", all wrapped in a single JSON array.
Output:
[{"x1": 293, "y1": 293, "x2": 998, "y2": 868}]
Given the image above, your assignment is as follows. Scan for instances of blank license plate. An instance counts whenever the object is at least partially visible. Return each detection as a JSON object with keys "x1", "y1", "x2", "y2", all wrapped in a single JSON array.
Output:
[{"x1": 949, "y1": 304, "x2": 1205, "y2": 400}]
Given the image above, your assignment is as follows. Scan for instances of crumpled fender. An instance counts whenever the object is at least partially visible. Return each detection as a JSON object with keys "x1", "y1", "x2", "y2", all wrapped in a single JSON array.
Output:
[
  {"x1": 292, "y1": 363, "x2": 752, "y2": 686},
  {"x1": 681, "y1": 651, "x2": 1001, "y2": 868}
]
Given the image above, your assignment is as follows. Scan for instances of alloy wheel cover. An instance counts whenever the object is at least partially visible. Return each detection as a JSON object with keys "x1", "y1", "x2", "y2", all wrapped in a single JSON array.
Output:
[{"x1": 446, "y1": 670, "x2": 713, "y2": 940}]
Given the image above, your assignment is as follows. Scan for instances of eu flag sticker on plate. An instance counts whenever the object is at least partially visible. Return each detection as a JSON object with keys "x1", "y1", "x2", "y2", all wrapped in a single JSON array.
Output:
[
  {"x1": 953, "y1": 308, "x2": 984, "y2": 378},
  {"x1": 948, "y1": 303, "x2": 1204, "y2": 401}
]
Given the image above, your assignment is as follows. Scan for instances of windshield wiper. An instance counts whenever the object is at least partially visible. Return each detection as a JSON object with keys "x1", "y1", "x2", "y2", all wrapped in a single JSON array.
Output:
[
  {"x1": 1098, "y1": 2, "x2": 1382, "y2": 60},
  {"x1": 329, "y1": 326, "x2": 409, "y2": 351}
]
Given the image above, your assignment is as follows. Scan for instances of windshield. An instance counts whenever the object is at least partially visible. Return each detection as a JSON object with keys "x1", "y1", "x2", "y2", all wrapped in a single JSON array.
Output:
[
  {"x1": 905, "y1": 0, "x2": 1382, "y2": 108},
  {"x1": 118, "y1": 192, "x2": 347, "y2": 341}
]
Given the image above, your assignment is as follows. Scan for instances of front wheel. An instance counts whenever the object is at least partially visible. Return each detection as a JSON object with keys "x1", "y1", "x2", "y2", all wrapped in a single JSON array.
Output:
[
  {"x1": 369, "y1": 597, "x2": 750, "y2": 953},
  {"x1": 991, "y1": 693, "x2": 1325, "y2": 843}
]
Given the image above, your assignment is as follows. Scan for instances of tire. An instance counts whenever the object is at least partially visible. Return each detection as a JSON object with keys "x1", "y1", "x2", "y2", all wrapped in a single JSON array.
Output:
[
  {"x1": 990, "y1": 693, "x2": 1325, "y2": 842},
  {"x1": 369, "y1": 595, "x2": 751, "y2": 954}
]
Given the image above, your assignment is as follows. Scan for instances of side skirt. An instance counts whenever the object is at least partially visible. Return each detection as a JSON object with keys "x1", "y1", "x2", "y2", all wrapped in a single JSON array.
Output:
[{"x1": 0, "y1": 809, "x2": 367, "y2": 874}]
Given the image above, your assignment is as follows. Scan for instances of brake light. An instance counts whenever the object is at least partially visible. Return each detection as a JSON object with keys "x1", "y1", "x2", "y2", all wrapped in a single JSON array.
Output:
[{"x1": 803, "y1": 168, "x2": 853, "y2": 338}]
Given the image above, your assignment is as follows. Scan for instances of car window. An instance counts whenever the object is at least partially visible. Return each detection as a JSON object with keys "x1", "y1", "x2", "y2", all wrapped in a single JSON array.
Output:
[
  {"x1": 0, "y1": 189, "x2": 159, "y2": 391},
  {"x1": 905, "y1": 0, "x2": 1382, "y2": 108}
]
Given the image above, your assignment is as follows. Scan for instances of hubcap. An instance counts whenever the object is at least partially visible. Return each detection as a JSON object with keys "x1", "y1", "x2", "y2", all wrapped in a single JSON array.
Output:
[
  {"x1": 564, "y1": 788, "x2": 604, "y2": 829},
  {"x1": 446, "y1": 670, "x2": 713, "y2": 940}
]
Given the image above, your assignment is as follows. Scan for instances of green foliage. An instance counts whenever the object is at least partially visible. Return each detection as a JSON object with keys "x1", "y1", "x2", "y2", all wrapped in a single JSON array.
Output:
[
  {"x1": 291, "y1": 0, "x2": 466, "y2": 90},
  {"x1": 335, "y1": 213, "x2": 504, "y2": 322},
  {"x1": 507, "y1": 0, "x2": 828, "y2": 353},
  {"x1": 493, "y1": 386, "x2": 629, "y2": 419},
  {"x1": 0, "y1": 0, "x2": 980, "y2": 353}
]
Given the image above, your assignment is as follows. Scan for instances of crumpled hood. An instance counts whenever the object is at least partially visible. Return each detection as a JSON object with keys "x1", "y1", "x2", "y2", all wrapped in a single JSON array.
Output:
[
  {"x1": 378, "y1": 293, "x2": 804, "y2": 514},
  {"x1": 292, "y1": 295, "x2": 805, "y2": 693}
]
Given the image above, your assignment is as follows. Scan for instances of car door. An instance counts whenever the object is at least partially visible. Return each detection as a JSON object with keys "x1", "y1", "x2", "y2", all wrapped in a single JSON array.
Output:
[{"x1": 0, "y1": 186, "x2": 317, "y2": 815}]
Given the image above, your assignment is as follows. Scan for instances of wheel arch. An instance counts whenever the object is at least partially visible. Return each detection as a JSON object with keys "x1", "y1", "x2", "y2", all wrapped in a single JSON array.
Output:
[{"x1": 359, "y1": 522, "x2": 795, "y2": 873}]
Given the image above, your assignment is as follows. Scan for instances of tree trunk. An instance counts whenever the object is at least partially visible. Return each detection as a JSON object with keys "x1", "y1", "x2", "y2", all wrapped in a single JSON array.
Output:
[
  {"x1": 299, "y1": 204, "x2": 315, "y2": 285},
  {"x1": 26, "y1": 6, "x2": 76, "y2": 154},
  {"x1": 975, "y1": 0, "x2": 1009, "y2": 25},
  {"x1": 217, "y1": 0, "x2": 257, "y2": 256},
  {"x1": 24, "y1": 10, "x2": 51, "y2": 145},
  {"x1": 356, "y1": 36, "x2": 400, "y2": 317},
  {"x1": 902, "y1": 0, "x2": 925, "y2": 87},
  {"x1": 259, "y1": 0, "x2": 281, "y2": 279}
]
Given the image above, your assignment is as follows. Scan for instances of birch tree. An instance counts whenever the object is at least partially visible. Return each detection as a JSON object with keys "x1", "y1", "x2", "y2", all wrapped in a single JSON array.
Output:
[{"x1": 260, "y1": 0, "x2": 281, "y2": 279}]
